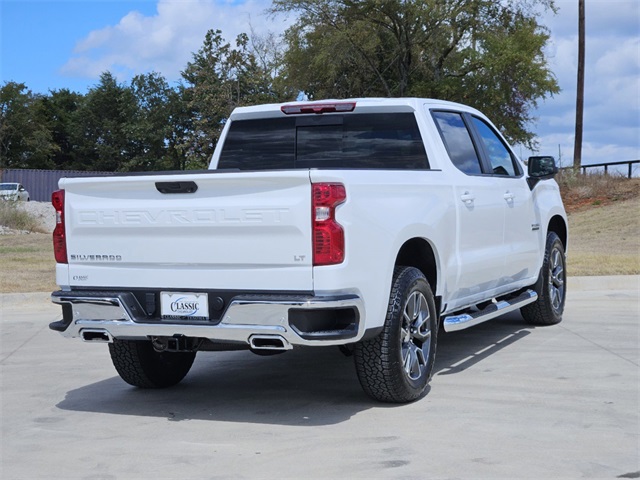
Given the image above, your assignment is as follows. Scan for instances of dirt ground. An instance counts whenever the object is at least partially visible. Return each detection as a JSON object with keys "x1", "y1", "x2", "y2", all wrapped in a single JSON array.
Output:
[{"x1": 559, "y1": 174, "x2": 640, "y2": 213}]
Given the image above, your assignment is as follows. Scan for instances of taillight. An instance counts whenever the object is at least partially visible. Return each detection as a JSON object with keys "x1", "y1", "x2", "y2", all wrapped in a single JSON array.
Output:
[
  {"x1": 52, "y1": 190, "x2": 67, "y2": 264},
  {"x1": 312, "y1": 183, "x2": 346, "y2": 266}
]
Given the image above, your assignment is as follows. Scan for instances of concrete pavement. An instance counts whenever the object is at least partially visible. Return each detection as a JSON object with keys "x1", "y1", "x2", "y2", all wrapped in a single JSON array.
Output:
[{"x1": 1, "y1": 276, "x2": 638, "y2": 479}]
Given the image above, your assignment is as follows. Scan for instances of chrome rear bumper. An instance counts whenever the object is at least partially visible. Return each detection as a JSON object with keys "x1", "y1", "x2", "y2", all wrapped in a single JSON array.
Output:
[{"x1": 51, "y1": 290, "x2": 364, "y2": 347}]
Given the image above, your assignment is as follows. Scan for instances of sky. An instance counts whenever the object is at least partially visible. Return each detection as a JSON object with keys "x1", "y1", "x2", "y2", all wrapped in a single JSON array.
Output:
[{"x1": 1, "y1": 0, "x2": 639, "y2": 170}]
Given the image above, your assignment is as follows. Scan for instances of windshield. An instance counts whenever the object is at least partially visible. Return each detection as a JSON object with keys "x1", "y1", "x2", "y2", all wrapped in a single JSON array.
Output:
[{"x1": 0, "y1": 184, "x2": 18, "y2": 190}]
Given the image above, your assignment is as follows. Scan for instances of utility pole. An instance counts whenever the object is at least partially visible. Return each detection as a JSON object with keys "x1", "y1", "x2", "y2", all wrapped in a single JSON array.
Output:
[
  {"x1": 573, "y1": 0, "x2": 585, "y2": 172},
  {"x1": 558, "y1": 144, "x2": 562, "y2": 167}
]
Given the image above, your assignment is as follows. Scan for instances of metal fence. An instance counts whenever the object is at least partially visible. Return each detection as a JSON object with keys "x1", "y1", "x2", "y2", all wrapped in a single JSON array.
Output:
[
  {"x1": 0, "y1": 168, "x2": 115, "y2": 202},
  {"x1": 578, "y1": 160, "x2": 640, "y2": 178}
]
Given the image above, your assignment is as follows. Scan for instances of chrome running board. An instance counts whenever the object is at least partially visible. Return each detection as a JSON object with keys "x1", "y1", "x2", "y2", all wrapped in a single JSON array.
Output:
[{"x1": 443, "y1": 290, "x2": 537, "y2": 332}]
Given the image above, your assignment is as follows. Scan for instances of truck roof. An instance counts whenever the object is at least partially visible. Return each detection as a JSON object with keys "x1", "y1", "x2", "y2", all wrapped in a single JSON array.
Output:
[{"x1": 229, "y1": 97, "x2": 483, "y2": 121}]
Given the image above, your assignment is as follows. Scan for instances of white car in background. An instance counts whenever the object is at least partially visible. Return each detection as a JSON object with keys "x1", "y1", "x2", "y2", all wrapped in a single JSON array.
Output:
[{"x1": 0, "y1": 183, "x2": 30, "y2": 201}]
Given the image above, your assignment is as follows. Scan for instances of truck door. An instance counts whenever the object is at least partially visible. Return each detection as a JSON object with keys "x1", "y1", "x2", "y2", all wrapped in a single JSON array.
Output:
[
  {"x1": 431, "y1": 110, "x2": 506, "y2": 307},
  {"x1": 467, "y1": 116, "x2": 541, "y2": 285}
]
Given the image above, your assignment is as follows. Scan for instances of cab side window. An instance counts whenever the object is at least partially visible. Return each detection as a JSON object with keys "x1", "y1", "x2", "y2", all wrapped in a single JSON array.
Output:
[
  {"x1": 470, "y1": 117, "x2": 519, "y2": 176},
  {"x1": 432, "y1": 111, "x2": 482, "y2": 175}
]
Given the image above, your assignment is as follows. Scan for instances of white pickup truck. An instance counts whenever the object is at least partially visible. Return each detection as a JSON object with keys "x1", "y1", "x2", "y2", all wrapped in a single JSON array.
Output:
[{"x1": 50, "y1": 98, "x2": 567, "y2": 403}]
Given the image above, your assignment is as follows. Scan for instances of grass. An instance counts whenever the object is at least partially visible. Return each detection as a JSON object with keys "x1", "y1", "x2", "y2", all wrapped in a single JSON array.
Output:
[
  {"x1": 0, "y1": 233, "x2": 57, "y2": 293},
  {"x1": 566, "y1": 197, "x2": 639, "y2": 276},
  {"x1": 558, "y1": 172, "x2": 639, "y2": 275}
]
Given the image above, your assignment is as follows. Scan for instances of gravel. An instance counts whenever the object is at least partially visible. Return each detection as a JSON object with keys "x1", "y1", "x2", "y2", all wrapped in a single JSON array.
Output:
[{"x1": 21, "y1": 201, "x2": 57, "y2": 233}]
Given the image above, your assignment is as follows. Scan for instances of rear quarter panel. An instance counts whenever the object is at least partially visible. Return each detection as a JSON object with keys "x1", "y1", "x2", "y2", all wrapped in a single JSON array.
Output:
[{"x1": 310, "y1": 169, "x2": 456, "y2": 330}]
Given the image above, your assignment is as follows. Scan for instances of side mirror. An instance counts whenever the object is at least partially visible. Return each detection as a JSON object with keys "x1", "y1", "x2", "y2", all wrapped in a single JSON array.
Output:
[
  {"x1": 528, "y1": 156, "x2": 558, "y2": 179},
  {"x1": 19, "y1": 187, "x2": 25, "y2": 192}
]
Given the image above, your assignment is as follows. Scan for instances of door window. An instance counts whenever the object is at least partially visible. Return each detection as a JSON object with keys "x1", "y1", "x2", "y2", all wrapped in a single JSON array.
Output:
[
  {"x1": 432, "y1": 111, "x2": 482, "y2": 175},
  {"x1": 470, "y1": 117, "x2": 519, "y2": 176}
]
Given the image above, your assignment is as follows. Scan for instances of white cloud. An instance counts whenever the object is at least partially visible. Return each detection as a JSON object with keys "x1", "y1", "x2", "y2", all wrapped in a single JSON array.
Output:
[
  {"x1": 534, "y1": 130, "x2": 640, "y2": 169},
  {"x1": 61, "y1": 0, "x2": 286, "y2": 83},
  {"x1": 594, "y1": 37, "x2": 640, "y2": 76},
  {"x1": 525, "y1": 0, "x2": 640, "y2": 166},
  {"x1": 544, "y1": 0, "x2": 639, "y2": 38}
]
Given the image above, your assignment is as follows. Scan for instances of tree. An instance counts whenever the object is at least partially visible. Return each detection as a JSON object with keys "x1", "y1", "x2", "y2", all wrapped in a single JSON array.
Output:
[
  {"x1": 126, "y1": 72, "x2": 181, "y2": 171},
  {"x1": 248, "y1": 27, "x2": 295, "y2": 101},
  {"x1": 40, "y1": 88, "x2": 84, "y2": 170},
  {"x1": 271, "y1": 0, "x2": 559, "y2": 149},
  {"x1": 0, "y1": 82, "x2": 57, "y2": 169},
  {"x1": 179, "y1": 29, "x2": 292, "y2": 168},
  {"x1": 455, "y1": 8, "x2": 561, "y2": 149},
  {"x1": 72, "y1": 72, "x2": 137, "y2": 171}
]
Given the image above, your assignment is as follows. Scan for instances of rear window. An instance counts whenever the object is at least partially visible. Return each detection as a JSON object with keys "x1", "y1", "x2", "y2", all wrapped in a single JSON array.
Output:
[{"x1": 218, "y1": 113, "x2": 429, "y2": 170}]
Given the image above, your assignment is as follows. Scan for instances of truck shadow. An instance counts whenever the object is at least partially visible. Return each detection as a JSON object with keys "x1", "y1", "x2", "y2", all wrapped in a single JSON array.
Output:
[
  {"x1": 56, "y1": 311, "x2": 535, "y2": 426},
  {"x1": 435, "y1": 311, "x2": 534, "y2": 376}
]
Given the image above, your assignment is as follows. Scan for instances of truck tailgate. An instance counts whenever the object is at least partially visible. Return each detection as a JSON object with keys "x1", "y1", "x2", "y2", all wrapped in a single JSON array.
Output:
[{"x1": 59, "y1": 171, "x2": 313, "y2": 291}]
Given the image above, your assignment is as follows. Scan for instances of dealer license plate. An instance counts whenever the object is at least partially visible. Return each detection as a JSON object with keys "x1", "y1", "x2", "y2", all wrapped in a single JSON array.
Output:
[{"x1": 160, "y1": 292, "x2": 209, "y2": 320}]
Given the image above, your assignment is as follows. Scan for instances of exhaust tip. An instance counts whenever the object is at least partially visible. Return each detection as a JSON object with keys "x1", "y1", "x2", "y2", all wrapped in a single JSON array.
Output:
[
  {"x1": 80, "y1": 329, "x2": 112, "y2": 343},
  {"x1": 249, "y1": 335, "x2": 292, "y2": 351}
]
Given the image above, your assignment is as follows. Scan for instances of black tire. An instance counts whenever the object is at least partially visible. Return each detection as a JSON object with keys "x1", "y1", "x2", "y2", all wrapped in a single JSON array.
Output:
[
  {"x1": 521, "y1": 231, "x2": 566, "y2": 325},
  {"x1": 354, "y1": 266, "x2": 438, "y2": 403},
  {"x1": 108, "y1": 339, "x2": 196, "y2": 388}
]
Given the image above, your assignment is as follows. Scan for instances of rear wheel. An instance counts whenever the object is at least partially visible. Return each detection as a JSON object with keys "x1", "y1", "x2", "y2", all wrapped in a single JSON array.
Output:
[
  {"x1": 354, "y1": 266, "x2": 438, "y2": 403},
  {"x1": 108, "y1": 339, "x2": 196, "y2": 388},
  {"x1": 521, "y1": 231, "x2": 566, "y2": 325}
]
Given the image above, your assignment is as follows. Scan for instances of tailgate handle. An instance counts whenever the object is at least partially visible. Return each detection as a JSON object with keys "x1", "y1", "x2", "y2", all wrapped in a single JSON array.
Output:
[{"x1": 155, "y1": 181, "x2": 198, "y2": 194}]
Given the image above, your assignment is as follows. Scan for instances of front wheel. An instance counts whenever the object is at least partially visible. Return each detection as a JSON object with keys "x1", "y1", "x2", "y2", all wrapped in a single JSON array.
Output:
[
  {"x1": 521, "y1": 231, "x2": 566, "y2": 325},
  {"x1": 108, "y1": 339, "x2": 196, "y2": 388},
  {"x1": 354, "y1": 267, "x2": 438, "y2": 403}
]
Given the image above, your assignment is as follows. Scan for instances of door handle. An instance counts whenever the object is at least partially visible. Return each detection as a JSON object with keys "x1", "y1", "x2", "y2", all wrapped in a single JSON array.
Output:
[
  {"x1": 460, "y1": 192, "x2": 475, "y2": 205},
  {"x1": 503, "y1": 191, "x2": 515, "y2": 201}
]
